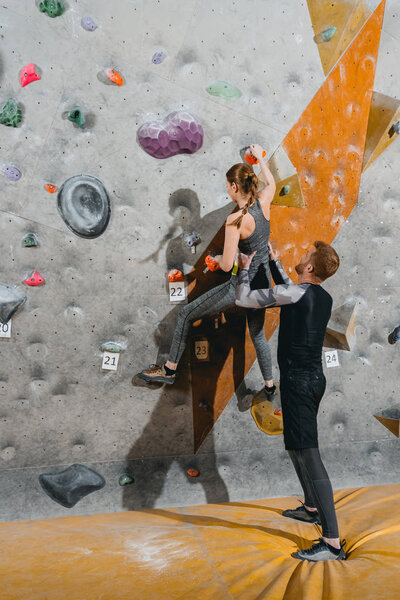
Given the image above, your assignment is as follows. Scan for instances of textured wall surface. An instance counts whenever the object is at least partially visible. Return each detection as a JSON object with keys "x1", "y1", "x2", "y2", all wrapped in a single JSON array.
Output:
[{"x1": 0, "y1": 0, "x2": 399, "y2": 521}]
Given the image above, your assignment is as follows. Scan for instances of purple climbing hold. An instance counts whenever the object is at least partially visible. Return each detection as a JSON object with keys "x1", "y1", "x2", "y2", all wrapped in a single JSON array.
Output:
[
  {"x1": 3, "y1": 165, "x2": 21, "y2": 181},
  {"x1": 137, "y1": 111, "x2": 204, "y2": 159},
  {"x1": 152, "y1": 50, "x2": 165, "y2": 64},
  {"x1": 81, "y1": 16, "x2": 98, "y2": 31}
]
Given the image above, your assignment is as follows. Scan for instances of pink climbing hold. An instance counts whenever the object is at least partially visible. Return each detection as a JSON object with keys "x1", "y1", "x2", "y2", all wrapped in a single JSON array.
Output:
[
  {"x1": 20, "y1": 64, "x2": 41, "y2": 87},
  {"x1": 24, "y1": 270, "x2": 45, "y2": 286}
]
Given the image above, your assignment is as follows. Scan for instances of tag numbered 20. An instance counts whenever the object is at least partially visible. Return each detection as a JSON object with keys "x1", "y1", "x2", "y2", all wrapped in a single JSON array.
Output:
[
  {"x1": 0, "y1": 321, "x2": 11, "y2": 339},
  {"x1": 325, "y1": 350, "x2": 339, "y2": 368},
  {"x1": 169, "y1": 281, "x2": 187, "y2": 303},
  {"x1": 102, "y1": 352, "x2": 120, "y2": 371}
]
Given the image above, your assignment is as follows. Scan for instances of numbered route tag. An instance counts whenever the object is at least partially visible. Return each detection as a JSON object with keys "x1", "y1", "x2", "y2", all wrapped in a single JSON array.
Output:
[
  {"x1": 194, "y1": 339, "x2": 209, "y2": 361},
  {"x1": 169, "y1": 281, "x2": 187, "y2": 303},
  {"x1": 0, "y1": 321, "x2": 11, "y2": 339},
  {"x1": 325, "y1": 350, "x2": 339, "y2": 368},
  {"x1": 102, "y1": 351, "x2": 120, "y2": 371}
]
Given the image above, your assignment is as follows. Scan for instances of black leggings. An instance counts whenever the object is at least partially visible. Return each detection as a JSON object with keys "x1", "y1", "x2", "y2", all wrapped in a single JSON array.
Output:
[{"x1": 288, "y1": 448, "x2": 339, "y2": 538}]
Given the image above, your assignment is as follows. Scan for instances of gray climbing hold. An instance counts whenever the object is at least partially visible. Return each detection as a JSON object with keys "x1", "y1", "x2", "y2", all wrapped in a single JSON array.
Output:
[
  {"x1": 184, "y1": 231, "x2": 201, "y2": 248},
  {"x1": 39, "y1": 463, "x2": 105, "y2": 508},
  {"x1": 389, "y1": 121, "x2": 400, "y2": 138},
  {"x1": 23, "y1": 233, "x2": 38, "y2": 247},
  {"x1": 0, "y1": 283, "x2": 27, "y2": 324},
  {"x1": 100, "y1": 341, "x2": 124, "y2": 353},
  {"x1": 3, "y1": 165, "x2": 21, "y2": 181},
  {"x1": 57, "y1": 174, "x2": 111, "y2": 238},
  {"x1": 81, "y1": 16, "x2": 98, "y2": 31},
  {"x1": 388, "y1": 325, "x2": 400, "y2": 345},
  {"x1": 119, "y1": 473, "x2": 134, "y2": 486},
  {"x1": 279, "y1": 185, "x2": 290, "y2": 196}
]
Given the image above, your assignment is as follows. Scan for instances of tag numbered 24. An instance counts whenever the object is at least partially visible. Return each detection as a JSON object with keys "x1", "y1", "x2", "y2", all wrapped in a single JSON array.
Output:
[
  {"x1": 325, "y1": 350, "x2": 339, "y2": 368},
  {"x1": 169, "y1": 281, "x2": 187, "y2": 303}
]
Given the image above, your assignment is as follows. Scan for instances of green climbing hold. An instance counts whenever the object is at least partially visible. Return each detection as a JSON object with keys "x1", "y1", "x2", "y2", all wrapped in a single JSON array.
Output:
[
  {"x1": 119, "y1": 474, "x2": 134, "y2": 486},
  {"x1": 100, "y1": 342, "x2": 124, "y2": 353},
  {"x1": 279, "y1": 185, "x2": 290, "y2": 196},
  {"x1": 23, "y1": 233, "x2": 38, "y2": 247},
  {"x1": 206, "y1": 81, "x2": 242, "y2": 101},
  {"x1": 0, "y1": 99, "x2": 22, "y2": 128},
  {"x1": 321, "y1": 26, "x2": 336, "y2": 42},
  {"x1": 39, "y1": 0, "x2": 64, "y2": 17},
  {"x1": 68, "y1": 107, "x2": 86, "y2": 129}
]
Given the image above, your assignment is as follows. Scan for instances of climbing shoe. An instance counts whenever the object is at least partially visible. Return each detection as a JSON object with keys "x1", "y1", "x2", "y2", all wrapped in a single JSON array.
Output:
[
  {"x1": 292, "y1": 538, "x2": 346, "y2": 562},
  {"x1": 138, "y1": 364, "x2": 176, "y2": 385},
  {"x1": 282, "y1": 502, "x2": 321, "y2": 525}
]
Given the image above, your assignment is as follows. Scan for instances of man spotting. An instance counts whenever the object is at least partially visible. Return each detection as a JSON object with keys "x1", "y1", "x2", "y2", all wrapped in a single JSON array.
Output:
[{"x1": 236, "y1": 241, "x2": 346, "y2": 562}]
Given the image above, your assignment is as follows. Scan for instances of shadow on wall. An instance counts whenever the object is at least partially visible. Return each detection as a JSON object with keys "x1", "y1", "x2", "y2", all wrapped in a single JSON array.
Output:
[{"x1": 124, "y1": 189, "x2": 247, "y2": 509}]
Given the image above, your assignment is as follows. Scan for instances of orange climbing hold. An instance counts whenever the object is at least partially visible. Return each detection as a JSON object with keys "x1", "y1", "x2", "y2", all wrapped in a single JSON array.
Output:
[
  {"x1": 45, "y1": 183, "x2": 57, "y2": 194},
  {"x1": 245, "y1": 148, "x2": 266, "y2": 165},
  {"x1": 168, "y1": 269, "x2": 184, "y2": 282},
  {"x1": 104, "y1": 68, "x2": 124, "y2": 86},
  {"x1": 24, "y1": 270, "x2": 45, "y2": 286},
  {"x1": 187, "y1": 468, "x2": 199, "y2": 477},
  {"x1": 204, "y1": 255, "x2": 220, "y2": 272}
]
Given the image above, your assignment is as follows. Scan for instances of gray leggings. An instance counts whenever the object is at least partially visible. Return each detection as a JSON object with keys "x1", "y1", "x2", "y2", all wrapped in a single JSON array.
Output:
[
  {"x1": 288, "y1": 448, "x2": 339, "y2": 538},
  {"x1": 168, "y1": 276, "x2": 273, "y2": 381}
]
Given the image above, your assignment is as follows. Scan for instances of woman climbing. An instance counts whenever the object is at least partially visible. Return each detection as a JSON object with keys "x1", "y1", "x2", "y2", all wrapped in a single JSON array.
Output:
[{"x1": 138, "y1": 144, "x2": 277, "y2": 395}]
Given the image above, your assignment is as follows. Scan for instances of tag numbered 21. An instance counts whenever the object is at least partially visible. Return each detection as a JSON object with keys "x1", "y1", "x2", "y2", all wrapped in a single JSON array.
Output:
[
  {"x1": 169, "y1": 281, "x2": 187, "y2": 303},
  {"x1": 325, "y1": 350, "x2": 339, "y2": 368}
]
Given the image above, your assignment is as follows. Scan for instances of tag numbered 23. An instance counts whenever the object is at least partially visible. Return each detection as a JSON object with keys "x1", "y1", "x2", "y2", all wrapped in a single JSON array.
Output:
[{"x1": 169, "y1": 281, "x2": 187, "y2": 303}]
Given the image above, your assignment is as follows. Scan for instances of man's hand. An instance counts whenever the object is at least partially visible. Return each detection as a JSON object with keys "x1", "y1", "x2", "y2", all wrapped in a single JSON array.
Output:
[
  {"x1": 238, "y1": 251, "x2": 256, "y2": 270},
  {"x1": 268, "y1": 242, "x2": 277, "y2": 261}
]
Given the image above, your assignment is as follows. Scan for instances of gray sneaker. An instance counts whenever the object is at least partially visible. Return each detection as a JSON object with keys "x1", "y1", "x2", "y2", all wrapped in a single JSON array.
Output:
[
  {"x1": 292, "y1": 538, "x2": 346, "y2": 562},
  {"x1": 282, "y1": 503, "x2": 321, "y2": 525},
  {"x1": 137, "y1": 364, "x2": 176, "y2": 385}
]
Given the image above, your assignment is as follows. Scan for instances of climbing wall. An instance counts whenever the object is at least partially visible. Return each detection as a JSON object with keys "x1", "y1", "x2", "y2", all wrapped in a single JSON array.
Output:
[{"x1": 0, "y1": 0, "x2": 399, "y2": 521}]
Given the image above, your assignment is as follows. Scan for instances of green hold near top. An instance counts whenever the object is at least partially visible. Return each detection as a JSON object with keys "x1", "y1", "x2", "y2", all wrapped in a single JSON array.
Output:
[
  {"x1": 279, "y1": 185, "x2": 290, "y2": 196},
  {"x1": 321, "y1": 26, "x2": 337, "y2": 42},
  {"x1": 39, "y1": 0, "x2": 64, "y2": 17},
  {"x1": 100, "y1": 342, "x2": 124, "y2": 353},
  {"x1": 23, "y1": 233, "x2": 38, "y2": 247},
  {"x1": 119, "y1": 474, "x2": 134, "y2": 486},
  {"x1": 206, "y1": 81, "x2": 242, "y2": 101},
  {"x1": 0, "y1": 99, "x2": 22, "y2": 127},
  {"x1": 68, "y1": 107, "x2": 86, "y2": 129}
]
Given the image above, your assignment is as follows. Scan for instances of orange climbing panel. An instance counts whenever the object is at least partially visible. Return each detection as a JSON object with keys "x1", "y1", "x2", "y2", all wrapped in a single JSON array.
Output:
[
  {"x1": 189, "y1": 1, "x2": 385, "y2": 453},
  {"x1": 362, "y1": 91, "x2": 400, "y2": 171},
  {"x1": 307, "y1": 0, "x2": 371, "y2": 75},
  {"x1": 1, "y1": 483, "x2": 400, "y2": 599}
]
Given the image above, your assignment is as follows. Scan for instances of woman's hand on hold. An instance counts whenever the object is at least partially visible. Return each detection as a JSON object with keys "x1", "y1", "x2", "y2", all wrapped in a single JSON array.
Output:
[
  {"x1": 268, "y1": 242, "x2": 276, "y2": 260},
  {"x1": 213, "y1": 254, "x2": 222, "y2": 265},
  {"x1": 238, "y1": 251, "x2": 256, "y2": 270},
  {"x1": 249, "y1": 144, "x2": 264, "y2": 161}
]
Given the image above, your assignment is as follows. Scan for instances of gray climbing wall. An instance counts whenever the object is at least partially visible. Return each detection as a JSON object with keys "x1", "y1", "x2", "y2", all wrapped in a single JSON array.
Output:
[{"x1": 0, "y1": 0, "x2": 399, "y2": 521}]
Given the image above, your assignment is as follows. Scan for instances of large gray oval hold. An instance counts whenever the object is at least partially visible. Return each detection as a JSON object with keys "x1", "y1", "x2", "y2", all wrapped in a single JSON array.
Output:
[{"x1": 57, "y1": 175, "x2": 111, "y2": 238}]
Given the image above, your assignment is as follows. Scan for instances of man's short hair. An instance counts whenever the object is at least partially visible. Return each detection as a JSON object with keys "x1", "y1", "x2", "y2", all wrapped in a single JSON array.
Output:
[{"x1": 311, "y1": 241, "x2": 340, "y2": 281}]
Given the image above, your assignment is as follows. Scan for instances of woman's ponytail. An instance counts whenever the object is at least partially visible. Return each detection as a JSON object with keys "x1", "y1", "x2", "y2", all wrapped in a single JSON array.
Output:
[{"x1": 227, "y1": 166, "x2": 258, "y2": 229}]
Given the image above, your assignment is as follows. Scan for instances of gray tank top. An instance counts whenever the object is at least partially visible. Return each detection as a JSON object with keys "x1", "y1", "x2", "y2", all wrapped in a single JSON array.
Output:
[{"x1": 237, "y1": 199, "x2": 270, "y2": 290}]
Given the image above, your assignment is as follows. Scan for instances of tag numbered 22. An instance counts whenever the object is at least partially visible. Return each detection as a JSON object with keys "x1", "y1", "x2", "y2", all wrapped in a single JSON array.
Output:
[
  {"x1": 325, "y1": 350, "x2": 339, "y2": 368},
  {"x1": 102, "y1": 352, "x2": 120, "y2": 371},
  {"x1": 169, "y1": 281, "x2": 187, "y2": 303},
  {"x1": 0, "y1": 321, "x2": 11, "y2": 339}
]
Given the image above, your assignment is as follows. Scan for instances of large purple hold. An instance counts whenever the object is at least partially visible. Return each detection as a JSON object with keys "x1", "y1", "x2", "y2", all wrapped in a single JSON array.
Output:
[
  {"x1": 137, "y1": 111, "x2": 204, "y2": 159},
  {"x1": 3, "y1": 165, "x2": 21, "y2": 181}
]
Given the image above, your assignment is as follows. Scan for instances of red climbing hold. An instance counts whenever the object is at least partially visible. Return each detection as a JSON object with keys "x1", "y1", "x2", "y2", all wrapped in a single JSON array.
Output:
[
  {"x1": 187, "y1": 468, "x2": 199, "y2": 477},
  {"x1": 273, "y1": 408, "x2": 282, "y2": 416},
  {"x1": 204, "y1": 255, "x2": 220, "y2": 272},
  {"x1": 244, "y1": 148, "x2": 266, "y2": 165},
  {"x1": 168, "y1": 269, "x2": 184, "y2": 282},
  {"x1": 45, "y1": 183, "x2": 57, "y2": 194},
  {"x1": 24, "y1": 270, "x2": 45, "y2": 286},
  {"x1": 20, "y1": 64, "x2": 41, "y2": 87},
  {"x1": 104, "y1": 68, "x2": 124, "y2": 86}
]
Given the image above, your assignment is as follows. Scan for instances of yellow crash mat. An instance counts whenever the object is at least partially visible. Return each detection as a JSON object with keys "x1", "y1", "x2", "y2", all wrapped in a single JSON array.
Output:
[{"x1": 1, "y1": 483, "x2": 399, "y2": 599}]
